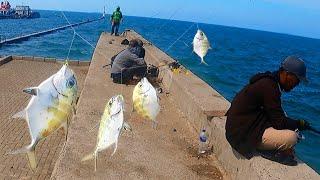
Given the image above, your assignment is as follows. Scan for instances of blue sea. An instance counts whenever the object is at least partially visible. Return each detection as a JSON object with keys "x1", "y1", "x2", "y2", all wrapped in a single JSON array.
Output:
[{"x1": 1, "y1": 10, "x2": 319, "y2": 173}]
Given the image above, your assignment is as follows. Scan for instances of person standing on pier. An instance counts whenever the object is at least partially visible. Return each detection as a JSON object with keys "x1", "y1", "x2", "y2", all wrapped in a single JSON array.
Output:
[
  {"x1": 110, "y1": 6, "x2": 123, "y2": 36},
  {"x1": 225, "y1": 56, "x2": 311, "y2": 166}
]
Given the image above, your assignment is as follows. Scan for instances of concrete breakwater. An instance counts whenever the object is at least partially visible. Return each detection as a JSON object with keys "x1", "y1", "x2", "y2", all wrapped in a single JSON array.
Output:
[
  {"x1": 0, "y1": 17, "x2": 104, "y2": 46},
  {"x1": 0, "y1": 29, "x2": 318, "y2": 179}
]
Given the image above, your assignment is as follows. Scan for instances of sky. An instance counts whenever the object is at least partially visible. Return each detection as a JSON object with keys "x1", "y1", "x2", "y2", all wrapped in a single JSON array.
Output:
[{"x1": 7, "y1": 0, "x2": 320, "y2": 39}]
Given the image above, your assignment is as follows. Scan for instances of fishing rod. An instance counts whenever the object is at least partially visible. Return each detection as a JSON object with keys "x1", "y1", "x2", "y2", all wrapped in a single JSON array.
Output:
[{"x1": 309, "y1": 126, "x2": 320, "y2": 135}]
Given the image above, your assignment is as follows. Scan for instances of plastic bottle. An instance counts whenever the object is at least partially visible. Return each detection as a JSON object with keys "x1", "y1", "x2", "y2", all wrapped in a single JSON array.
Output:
[{"x1": 198, "y1": 129, "x2": 208, "y2": 155}]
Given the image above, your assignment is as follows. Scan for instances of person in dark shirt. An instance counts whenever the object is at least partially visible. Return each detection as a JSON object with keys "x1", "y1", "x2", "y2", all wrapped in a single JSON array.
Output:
[
  {"x1": 225, "y1": 56, "x2": 310, "y2": 166},
  {"x1": 110, "y1": 39, "x2": 147, "y2": 84}
]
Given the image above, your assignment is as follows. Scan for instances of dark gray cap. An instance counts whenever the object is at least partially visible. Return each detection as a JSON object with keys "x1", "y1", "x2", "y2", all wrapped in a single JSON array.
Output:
[
  {"x1": 281, "y1": 56, "x2": 308, "y2": 82},
  {"x1": 129, "y1": 39, "x2": 143, "y2": 48}
]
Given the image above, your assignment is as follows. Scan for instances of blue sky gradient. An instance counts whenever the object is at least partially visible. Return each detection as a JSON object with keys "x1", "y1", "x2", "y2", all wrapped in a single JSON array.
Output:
[{"x1": 8, "y1": 0, "x2": 320, "y2": 39}]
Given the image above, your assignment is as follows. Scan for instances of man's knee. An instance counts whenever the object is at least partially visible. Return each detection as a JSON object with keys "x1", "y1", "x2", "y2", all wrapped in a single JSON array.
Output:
[{"x1": 283, "y1": 130, "x2": 298, "y2": 148}]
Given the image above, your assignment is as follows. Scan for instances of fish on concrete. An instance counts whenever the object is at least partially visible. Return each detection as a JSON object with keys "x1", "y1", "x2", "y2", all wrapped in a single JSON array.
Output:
[
  {"x1": 82, "y1": 95, "x2": 131, "y2": 171},
  {"x1": 132, "y1": 77, "x2": 160, "y2": 128},
  {"x1": 9, "y1": 64, "x2": 78, "y2": 170},
  {"x1": 193, "y1": 29, "x2": 211, "y2": 65}
]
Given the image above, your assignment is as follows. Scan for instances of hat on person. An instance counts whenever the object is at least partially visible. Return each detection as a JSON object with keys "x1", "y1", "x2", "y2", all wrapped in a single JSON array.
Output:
[
  {"x1": 281, "y1": 56, "x2": 308, "y2": 83},
  {"x1": 129, "y1": 39, "x2": 143, "y2": 48}
]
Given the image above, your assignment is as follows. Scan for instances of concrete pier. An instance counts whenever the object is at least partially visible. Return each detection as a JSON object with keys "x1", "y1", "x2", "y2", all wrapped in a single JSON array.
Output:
[
  {"x1": 51, "y1": 30, "x2": 319, "y2": 179},
  {"x1": 0, "y1": 30, "x2": 318, "y2": 179}
]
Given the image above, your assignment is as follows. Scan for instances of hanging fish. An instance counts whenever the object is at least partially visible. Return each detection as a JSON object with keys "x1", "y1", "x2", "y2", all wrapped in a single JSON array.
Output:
[
  {"x1": 8, "y1": 64, "x2": 78, "y2": 170},
  {"x1": 82, "y1": 95, "x2": 131, "y2": 171},
  {"x1": 193, "y1": 29, "x2": 211, "y2": 65},
  {"x1": 132, "y1": 77, "x2": 160, "y2": 128}
]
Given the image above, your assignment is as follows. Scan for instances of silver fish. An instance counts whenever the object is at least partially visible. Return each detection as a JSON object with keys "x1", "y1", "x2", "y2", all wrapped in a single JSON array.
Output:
[
  {"x1": 193, "y1": 29, "x2": 211, "y2": 65},
  {"x1": 9, "y1": 64, "x2": 78, "y2": 170}
]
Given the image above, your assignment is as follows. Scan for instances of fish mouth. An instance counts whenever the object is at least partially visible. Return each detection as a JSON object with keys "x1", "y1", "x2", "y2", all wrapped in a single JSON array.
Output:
[
  {"x1": 110, "y1": 107, "x2": 122, "y2": 116},
  {"x1": 140, "y1": 86, "x2": 151, "y2": 95},
  {"x1": 195, "y1": 36, "x2": 204, "y2": 41}
]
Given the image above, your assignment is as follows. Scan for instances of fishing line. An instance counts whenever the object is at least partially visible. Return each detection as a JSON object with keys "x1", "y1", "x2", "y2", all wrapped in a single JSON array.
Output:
[
  {"x1": 165, "y1": 23, "x2": 196, "y2": 52},
  {"x1": 66, "y1": 32, "x2": 76, "y2": 61},
  {"x1": 157, "y1": 8, "x2": 180, "y2": 32},
  {"x1": 60, "y1": 10, "x2": 111, "y2": 63}
]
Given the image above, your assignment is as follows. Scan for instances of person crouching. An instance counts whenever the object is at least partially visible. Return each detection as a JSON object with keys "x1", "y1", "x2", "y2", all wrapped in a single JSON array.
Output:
[{"x1": 111, "y1": 39, "x2": 147, "y2": 84}]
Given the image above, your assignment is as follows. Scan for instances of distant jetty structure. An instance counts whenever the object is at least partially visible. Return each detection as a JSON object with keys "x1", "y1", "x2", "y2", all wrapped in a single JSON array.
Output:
[{"x1": 0, "y1": 16, "x2": 105, "y2": 46}]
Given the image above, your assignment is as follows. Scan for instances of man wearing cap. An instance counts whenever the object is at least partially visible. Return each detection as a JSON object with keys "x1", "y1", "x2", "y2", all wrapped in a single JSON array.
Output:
[
  {"x1": 111, "y1": 39, "x2": 147, "y2": 84},
  {"x1": 225, "y1": 56, "x2": 310, "y2": 166}
]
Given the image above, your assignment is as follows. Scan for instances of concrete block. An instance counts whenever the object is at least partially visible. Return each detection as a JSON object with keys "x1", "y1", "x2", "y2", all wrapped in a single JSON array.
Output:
[
  {"x1": 34, "y1": 57, "x2": 45, "y2": 62},
  {"x1": 12, "y1": 55, "x2": 23, "y2": 60},
  {"x1": 78, "y1": 61, "x2": 91, "y2": 66},
  {"x1": 22, "y1": 56, "x2": 34, "y2": 61},
  {"x1": 67, "y1": 60, "x2": 79, "y2": 66},
  {"x1": 44, "y1": 57, "x2": 56, "y2": 63}
]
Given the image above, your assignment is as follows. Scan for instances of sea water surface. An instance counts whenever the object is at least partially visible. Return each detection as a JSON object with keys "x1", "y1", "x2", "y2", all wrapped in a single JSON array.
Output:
[{"x1": 1, "y1": 10, "x2": 319, "y2": 173}]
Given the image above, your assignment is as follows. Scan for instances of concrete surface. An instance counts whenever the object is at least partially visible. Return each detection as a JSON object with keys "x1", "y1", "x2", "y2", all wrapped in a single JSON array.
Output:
[
  {"x1": 51, "y1": 32, "x2": 225, "y2": 179},
  {"x1": 125, "y1": 30, "x2": 319, "y2": 179},
  {"x1": 0, "y1": 59, "x2": 88, "y2": 179}
]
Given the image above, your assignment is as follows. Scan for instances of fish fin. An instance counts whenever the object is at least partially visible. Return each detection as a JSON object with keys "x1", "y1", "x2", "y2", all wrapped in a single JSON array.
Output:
[
  {"x1": 123, "y1": 122, "x2": 132, "y2": 131},
  {"x1": 12, "y1": 109, "x2": 26, "y2": 120},
  {"x1": 23, "y1": 87, "x2": 39, "y2": 96},
  {"x1": 62, "y1": 122, "x2": 68, "y2": 141},
  {"x1": 209, "y1": 46, "x2": 212, "y2": 49},
  {"x1": 200, "y1": 57, "x2": 208, "y2": 66},
  {"x1": 81, "y1": 152, "x2": 96, "y2": 162},
  {"x1": 95, "y1": 152, "x2": 98, "y2": 172},
  {"x1": 7, "y1": 145, "x2": 37, "y2": 170},
  {"x1": 111, "y1": 141, "x2": 118, "y2": 156},
  {"x1": 152, "y1": 120, "x2": 158, "y2": 129}
]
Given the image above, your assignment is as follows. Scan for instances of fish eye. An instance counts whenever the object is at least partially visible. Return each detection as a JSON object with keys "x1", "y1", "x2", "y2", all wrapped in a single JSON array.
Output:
[
  {"x1": 200, "y1": 32, "x2": 203, "y2": 36},
  {"x1": 139, "y1": 83, "x2": 143, "y2": 87},
  {"x1": 67, "y1": 79, "x2": 75, "y2": 87}
]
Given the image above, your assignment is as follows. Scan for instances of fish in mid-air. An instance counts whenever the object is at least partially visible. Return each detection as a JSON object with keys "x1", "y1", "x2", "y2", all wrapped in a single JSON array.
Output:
[
  {"x1": 132, "y1": 77, "x2": 160, "y2": 128},
  {"x1": 9, "y1": 64, "x2": 78, "y2": 170},
  {"x1": 193, "y1": 29, "x2": 211, "y2": 65},
  {"x1": 82, "y1": 95, "x2": 131, "y2": 171}
]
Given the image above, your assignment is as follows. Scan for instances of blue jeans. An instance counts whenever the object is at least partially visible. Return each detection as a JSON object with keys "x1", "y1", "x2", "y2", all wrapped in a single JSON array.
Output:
[{"x1": 111, "y1": 22, "x2": 120, "y2": 35}]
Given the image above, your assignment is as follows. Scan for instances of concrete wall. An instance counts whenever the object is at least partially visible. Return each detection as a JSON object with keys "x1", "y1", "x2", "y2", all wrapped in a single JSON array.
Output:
[
  {"x1": 7, "y1": 55, "x2": 91, "y2": 66},
  {"x1": 127, "y1": 30, "x2": 319, "y2": 179}
]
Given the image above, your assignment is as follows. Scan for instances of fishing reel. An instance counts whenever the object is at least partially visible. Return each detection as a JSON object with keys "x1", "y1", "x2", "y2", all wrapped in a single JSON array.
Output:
[
  {"x1": 168, "y1": 61, "x2": 181, "y2": 69},
  {"x1": 146, "y1": 64, "x2": 159, "y2": 78}
]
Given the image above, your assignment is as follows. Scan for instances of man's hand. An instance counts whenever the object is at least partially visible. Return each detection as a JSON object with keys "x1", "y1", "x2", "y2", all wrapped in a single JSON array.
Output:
[{"x1": 298, "y1": 119, "x2": 311, "y2": 130}]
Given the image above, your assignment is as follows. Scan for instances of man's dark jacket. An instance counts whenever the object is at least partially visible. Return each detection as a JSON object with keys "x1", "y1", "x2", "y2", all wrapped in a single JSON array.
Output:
[{"x1": 225, "y1": 71, "x2": 300, "y2": 158}]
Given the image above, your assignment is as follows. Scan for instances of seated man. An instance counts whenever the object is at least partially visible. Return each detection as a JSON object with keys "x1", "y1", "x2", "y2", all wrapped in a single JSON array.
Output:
[
  {"x1": 225, "y1": 56, "x2": 310, "y2": 166},
  {"x1": 111, "y1": 39, "x2": 147, "y2": 84}
]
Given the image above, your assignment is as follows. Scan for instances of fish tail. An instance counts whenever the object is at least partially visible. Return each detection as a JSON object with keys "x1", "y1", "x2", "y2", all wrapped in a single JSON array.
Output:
[
  {"x1": 200, "y1": 57, "x2": 208, "y2": 66},
  {"x1": 82, "y1": 151, "x2": 98, "y2": 171},
  {"x1": 95, "y1": 152, "x2": 98, "y2": 172},
  {"x1": 7, "y1": 145, "x2": 37, "y2": 170},
  {"x1": 81, "y1": 152, "x2": 95, "y2": 162}
]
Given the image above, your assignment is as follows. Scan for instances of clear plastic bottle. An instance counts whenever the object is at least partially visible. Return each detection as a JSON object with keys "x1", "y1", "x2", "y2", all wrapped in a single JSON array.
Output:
[{"x1": 198, "y1": 129, "x2": 208, "y2": 155}]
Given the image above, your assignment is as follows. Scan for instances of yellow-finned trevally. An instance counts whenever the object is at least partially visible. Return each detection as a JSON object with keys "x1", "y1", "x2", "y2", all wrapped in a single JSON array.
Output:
[
  {"x1": 9, "y1": 64, "x2": 78, "y2": 170},
  {"x1": 132, "y1": 77, "x2": 160, "y2": 128},
  {"x1": 82, "y1": 95, "x2": 131, "y2": 172},
  {"x1": 193, "y1": 29, "x2": 211, "y2": 65}
]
